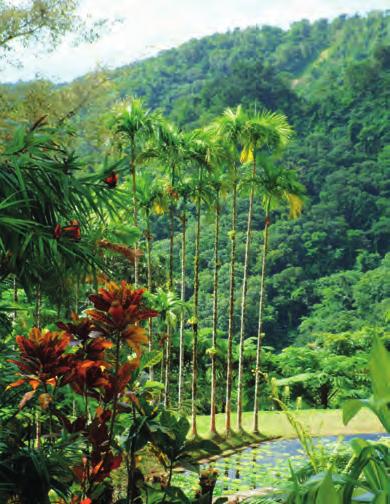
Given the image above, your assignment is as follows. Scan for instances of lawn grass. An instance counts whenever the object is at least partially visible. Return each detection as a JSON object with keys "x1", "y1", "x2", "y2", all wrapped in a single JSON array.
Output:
[{"x1": 194, "y1": 408, "x2": 385, "y2": 456}]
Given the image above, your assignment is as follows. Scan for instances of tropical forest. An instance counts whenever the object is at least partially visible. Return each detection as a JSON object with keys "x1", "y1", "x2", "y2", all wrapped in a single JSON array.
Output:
[{"x1": 0, "y1": 1, "x2": 389, "y2": 503}]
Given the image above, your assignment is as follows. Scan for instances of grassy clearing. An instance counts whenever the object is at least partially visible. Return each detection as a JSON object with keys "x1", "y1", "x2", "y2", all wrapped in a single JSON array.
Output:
[{"x1": 194, "y1": 408, "x2": 385, "y2": 454}]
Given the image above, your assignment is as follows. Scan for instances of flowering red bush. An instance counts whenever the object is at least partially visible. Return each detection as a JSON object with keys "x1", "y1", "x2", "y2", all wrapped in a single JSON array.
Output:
[
  {"x1": 7, "y1": 280, "x2": 159, "y2": 502},
  {"x1": 8, "y1": 328, "x2": 74, "y2": 390},
  {"x1": 88, "y1": 281, "x2": 158, "y2": 330}
]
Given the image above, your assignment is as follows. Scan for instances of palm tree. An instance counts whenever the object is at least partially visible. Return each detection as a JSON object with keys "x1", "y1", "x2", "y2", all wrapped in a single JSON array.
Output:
[
  {"x1": 210, "y1": 106, "x2": 246, "y2": 436},
  {"x1": 152, "y1": 120, "x2": 185, "y2": 405},
  {"x1": 253, "y1": 158, "x2": 305, "y2": 432},
  {"x1": 136, "y1": 174, "x2": 166, "y2": 379},
  {"x1": 208, "y1": 167, "x2": 228, "y2": 434},
  {"x1": 153, "y1": 287, "x2": 187, "y2": 406},
  {"x1": 236, "y1": 111, "x2": 293, "y2": 431},
  {"x1": 154, "y1": 120, "x2": 184, "y2": 290},
  {"x1": 176, "y1": 177, "x2": 193, "y2": 410},
  {"x1": 186, "y1": 129, "x2": 219, "y2": 437},
  {"x1": 109, "y1": 98, "x2": 156, "y2": 286},
  {"x1": 0, "y1": 122, "x2": 118, "y2": 299}
]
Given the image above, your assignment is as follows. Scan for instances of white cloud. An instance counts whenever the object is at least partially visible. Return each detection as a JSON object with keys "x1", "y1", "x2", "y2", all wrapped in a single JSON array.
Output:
[{"x1": 2, "y1": 0, "x2": 389, "y2": 83}]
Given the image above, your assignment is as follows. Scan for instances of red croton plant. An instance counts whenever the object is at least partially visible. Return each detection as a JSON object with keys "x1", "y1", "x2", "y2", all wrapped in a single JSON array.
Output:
[{"x1": 7, "y1": 281, "x2": 159, "y2": 503}]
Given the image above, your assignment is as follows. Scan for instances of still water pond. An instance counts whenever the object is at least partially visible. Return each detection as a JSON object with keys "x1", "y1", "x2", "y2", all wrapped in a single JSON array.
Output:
[{"x1": 174, "y1": 433, "x2": 386, "y2": 496}]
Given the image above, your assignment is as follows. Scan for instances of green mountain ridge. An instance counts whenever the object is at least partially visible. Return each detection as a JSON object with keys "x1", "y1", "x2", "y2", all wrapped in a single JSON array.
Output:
[
  {"x1": 108, "y1": 11, "x2": 389, "y2": 349},
  {"x1": 106, "y1": 10, "x2": 389, "y2": 124},
  {"x1": 1, "y1": 10, "x2": 389, "y2": 350}
]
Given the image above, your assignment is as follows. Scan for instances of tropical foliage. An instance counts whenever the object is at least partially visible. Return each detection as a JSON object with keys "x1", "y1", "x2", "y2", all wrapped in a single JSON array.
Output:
[
  {"x1": 248, "y1": 336, "x2": 390, "y2": 503},
  {"x1": 0, "y1": 7, "x2": 389, "y2": 504}
]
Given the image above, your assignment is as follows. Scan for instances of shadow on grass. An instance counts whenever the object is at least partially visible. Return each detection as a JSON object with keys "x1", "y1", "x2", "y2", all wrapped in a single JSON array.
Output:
[{"x1": 193, "y1": 429, "x2": 271, "y2": 462}]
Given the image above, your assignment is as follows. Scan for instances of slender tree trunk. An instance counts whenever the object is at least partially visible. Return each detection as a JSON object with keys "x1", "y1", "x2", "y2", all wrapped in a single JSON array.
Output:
[
  {"x1": 164, "y1": 170, "x2": 176, "y2": 407},
  {"x1": 146, "y1": 211, "x2": 154, "y2": 380},
  {"x1": 34, "y1": 283, "x2": 42, "y2": 328},
  {"x1": 225, "y1": 175, "x2": 237, "y2": 436},
  {"x1": 127, "y1": 402, "x2": 140, "y2": 504},
  {"x1": 178, "y1": 206, "x2": 187, "y2": 409},
  {"x1": 253, "y1": 204, "x2": 270, "y2": 433},
  {"x1": 210, "y1": 192, "x2": 220, "y2": 434},
  {"x1": 237, "y1": 158, "x2": 257, "y2": 431},
  {"x1": 164, "y1": 200, "x2": 175, "y2": 406},
  {"x1": 13, "y1": 274, "x2": 18, "y2": 321},
  {"x1": 164, "y1": 323, "x2": 171, "y2": 407},
  {"x1": 130, "y1": 147, "x2": 139, "y2": 287},
  {"x1": 191, "y1": 193, "x2": 201, "y2": 437},
  {"x1": 75, "y1": 276, "x2": 79, "y2": 314},
  {"x1": 35, "y1": 410, "x2": 41, "y2": 448},
  {"x1": 160, "y1": 352, "x2": 164, "y2": 383},
  {"x1": 169, "y1": 203, "x2": 175, "y2": 291}
]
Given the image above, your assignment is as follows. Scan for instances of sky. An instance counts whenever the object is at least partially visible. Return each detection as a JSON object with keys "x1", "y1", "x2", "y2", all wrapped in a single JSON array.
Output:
[{"x1": 2, "y1": 0, "x2": 389, "y2": 83}]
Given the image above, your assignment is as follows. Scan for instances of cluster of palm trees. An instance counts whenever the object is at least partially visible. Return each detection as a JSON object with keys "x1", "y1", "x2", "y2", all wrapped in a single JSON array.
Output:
[{"x1": 109, "y1": 99, "x2": 305, "y2": 436}]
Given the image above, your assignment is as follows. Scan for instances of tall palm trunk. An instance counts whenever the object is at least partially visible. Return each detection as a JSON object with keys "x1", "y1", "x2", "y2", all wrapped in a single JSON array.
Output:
[
  {"x1": 164, "y1": 170, "x2": 176, "y2": 406},
  {"x1": 191, "y1": 191, "x2": 201, "y2": 437},
  {"x1": 130, "y1": 145, "x2": 139, "y2": 287},
  {"x1": 13, "y1": 274, "x2": 18, "y2": 321},
  {"x1": 225, "y1": 173, "x2": 237, "y2": 435},
  {"x1": 164, "y1": 205, "x2": 175, "y2": 406},
  {"x1": 253, "y1": 202, "x2": 270, "y2": 433},
  {"x1": 34, "y1": 283, "x2": 42, "y2": 328},
  {"x1": 169, "y1": 203, "x2": 175, "y2": 290},
  {"x1": 237, "y1": 157, "x2": 257, "y2": 431},
  {"x1": 178, "y1": 205, "x2": 187, "y2": 409},
  {"x1": 146, "y1": 210, "x2": 154, "y2": 380},
  {"x1": 163, "y1": 324, "x2": 171, "y2": 407},
  {"x1": 210, "y1": 191, "x2": 220, "y2": 434},
  {"x1": 75, "y1": 276, "x2": 80, "y2": 314}
]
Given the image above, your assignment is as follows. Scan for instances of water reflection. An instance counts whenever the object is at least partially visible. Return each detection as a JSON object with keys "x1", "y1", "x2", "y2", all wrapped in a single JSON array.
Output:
[
  {"x1": 223, "y1": 458, "x2": 229, "y2": 492},
  {"x1": 235, "y1": 452, "x2": 241, "y2": 480},
  {"x1": 250, "y1": 450, "x2": 258, "y2": 489},
  {"x1": 174, "y1": 432, "x2": 387, "y2": 495}
]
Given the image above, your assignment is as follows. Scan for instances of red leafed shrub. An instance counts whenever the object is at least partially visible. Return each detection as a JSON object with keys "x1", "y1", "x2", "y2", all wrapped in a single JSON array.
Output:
[
  {"x1": 8, "y1": 328, "x2": 74, "y2": 390},
  {"x1": 7, "y1": 280, "x2": 159, "y2": 502},
  {"x1": 88, "y1": 280, "x2": 158, "y2": 331}
]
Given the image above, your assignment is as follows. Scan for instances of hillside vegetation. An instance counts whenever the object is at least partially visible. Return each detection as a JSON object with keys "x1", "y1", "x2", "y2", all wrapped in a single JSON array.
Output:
[
  {"x1": 1, "y1": 9, "x2": 389, "y2": 373},
  {"x1": 105, "y1": 11, "x2": 390, "y2": 349}
]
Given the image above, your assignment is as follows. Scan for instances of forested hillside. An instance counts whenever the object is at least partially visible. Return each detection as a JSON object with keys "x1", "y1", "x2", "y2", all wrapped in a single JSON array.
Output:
[
  {"x1": 1, "y1": 10, "x2": 389, "y2": 394},
  {"x1": 109, "y1": 10, "x2": 389, "y2": 123},
  {"x1": 2, "y1": 11, "x2": 388, "y2": 351},
  {"x1": 103, "y1": 11, "x2": 390, "y2": 349}
]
